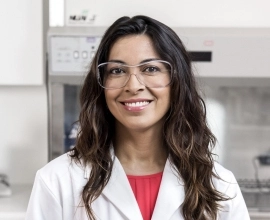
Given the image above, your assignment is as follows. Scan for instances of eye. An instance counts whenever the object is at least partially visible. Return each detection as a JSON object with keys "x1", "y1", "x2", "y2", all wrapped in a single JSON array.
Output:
[
  {"x1": 109, "y1": 68, "x2": 125, "y2": 75},
  {"x1": 143, "y1": 66, "x2": 160, "y2": 74}
]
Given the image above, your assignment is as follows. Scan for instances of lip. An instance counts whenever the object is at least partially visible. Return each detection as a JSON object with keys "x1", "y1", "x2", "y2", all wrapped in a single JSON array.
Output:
[{"x1": 120, "y1": 98, "x2": 152, "y2": 112}]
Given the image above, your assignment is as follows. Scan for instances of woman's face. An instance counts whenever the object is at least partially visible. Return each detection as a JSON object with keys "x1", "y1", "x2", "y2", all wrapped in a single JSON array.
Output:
[{"x1": 104, "y1": 34, "x2": 171, "y2": 132}]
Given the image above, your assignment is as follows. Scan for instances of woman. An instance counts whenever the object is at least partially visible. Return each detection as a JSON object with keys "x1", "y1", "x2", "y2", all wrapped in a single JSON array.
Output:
[{"x1": 26, "y1": 15, "x2": 250, "y2": 220}]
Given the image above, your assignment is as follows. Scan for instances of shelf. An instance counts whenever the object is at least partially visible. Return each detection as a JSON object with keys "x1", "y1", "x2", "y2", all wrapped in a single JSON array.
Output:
[{"x1": 0, "y1": 185, "x2": 32, "y2": 220}]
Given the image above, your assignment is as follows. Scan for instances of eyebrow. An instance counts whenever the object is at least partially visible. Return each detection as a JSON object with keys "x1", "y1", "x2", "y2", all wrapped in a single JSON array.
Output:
[{"x1": 107, "y1": 58, "x2": 161, "y2": 64}]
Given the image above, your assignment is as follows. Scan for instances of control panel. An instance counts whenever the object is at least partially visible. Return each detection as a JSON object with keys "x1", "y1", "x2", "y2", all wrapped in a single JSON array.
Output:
[{"x1": 49, "y1": 36, "x2": 102, "y2": 75}]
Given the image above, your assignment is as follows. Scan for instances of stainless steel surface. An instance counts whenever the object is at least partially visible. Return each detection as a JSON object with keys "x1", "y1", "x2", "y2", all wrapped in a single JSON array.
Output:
[
  {"x1": 48, "y1": 81, "x2": 81, "y2": 160},
  {"x1": 49, "y1": 83, "x2": 64, "y2": 159}
]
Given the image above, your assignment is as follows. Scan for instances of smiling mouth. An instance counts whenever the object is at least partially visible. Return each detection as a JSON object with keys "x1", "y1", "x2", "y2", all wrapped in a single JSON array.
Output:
[{"x1": 123, "y1": 101, "x2": 151, "y2": 107}]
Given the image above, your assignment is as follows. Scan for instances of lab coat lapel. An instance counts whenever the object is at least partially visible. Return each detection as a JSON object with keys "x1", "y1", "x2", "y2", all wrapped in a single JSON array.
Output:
[
  {"x1": 101, "y1": 156, "x2": 143, "y2": 220},
  {"x1": 151, "y1": 159, "x2": 185, "y2": 220}
]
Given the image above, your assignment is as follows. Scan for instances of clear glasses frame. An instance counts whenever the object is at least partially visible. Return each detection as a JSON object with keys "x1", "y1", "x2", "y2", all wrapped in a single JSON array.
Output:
[{"x1": 97, "y1": 60, "x2": 173, "y2": 90}]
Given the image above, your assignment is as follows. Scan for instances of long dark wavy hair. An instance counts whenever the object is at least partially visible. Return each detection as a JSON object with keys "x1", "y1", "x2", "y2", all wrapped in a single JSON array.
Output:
[{"x1": 71, "y1": 15, "x2": 228, "y2": 220}]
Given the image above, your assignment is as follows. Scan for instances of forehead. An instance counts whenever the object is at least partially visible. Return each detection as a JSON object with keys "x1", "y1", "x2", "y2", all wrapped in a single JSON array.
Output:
[{"x1": 108, "y1": 34, "x2": 160, "y2": 64}]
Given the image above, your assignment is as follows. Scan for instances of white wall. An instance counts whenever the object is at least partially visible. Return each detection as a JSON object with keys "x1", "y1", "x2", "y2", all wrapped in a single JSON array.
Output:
[{"x1": 0, "y1": 1, "x2": 44, "y2": 85}]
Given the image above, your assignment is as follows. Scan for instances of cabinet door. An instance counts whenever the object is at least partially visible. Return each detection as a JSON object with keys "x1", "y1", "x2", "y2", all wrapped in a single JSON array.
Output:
[{"x1": 0, "y1": 0, "x2": 47, "y2": 85}]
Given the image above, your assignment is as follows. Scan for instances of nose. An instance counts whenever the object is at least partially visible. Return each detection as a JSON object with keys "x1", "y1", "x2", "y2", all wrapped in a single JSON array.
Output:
[{"x1": 124, "y1": 73, "x2": 145, "y2": 94}]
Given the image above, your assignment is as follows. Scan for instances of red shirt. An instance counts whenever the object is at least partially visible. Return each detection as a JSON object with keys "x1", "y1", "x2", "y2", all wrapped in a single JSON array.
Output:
[{"x1": 127, "y1": 172, "x2": 163, "y2": 220}]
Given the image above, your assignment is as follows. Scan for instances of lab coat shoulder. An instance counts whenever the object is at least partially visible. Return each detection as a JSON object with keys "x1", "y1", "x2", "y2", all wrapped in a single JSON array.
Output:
[
  {"x1": 212, "y1": 162, "x2": 250, "y2": 220},
  {"x1": 37, "y1": 153, "x2": 74, "y2": 180},
  {"x1": 213, "y1": 161, "x2": 237, "y2": 192},
  {"x1": 25, "y1": 153, "x2": 88, "y2": 220},
  {"x1": 35, "y1": 153, "x2": 85, "y2": 199}
]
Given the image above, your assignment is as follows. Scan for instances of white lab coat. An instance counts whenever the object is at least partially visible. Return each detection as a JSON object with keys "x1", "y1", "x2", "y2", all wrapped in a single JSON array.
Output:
[{"x1": 25, "y1": 152, "x2": 250, "y2": 220}]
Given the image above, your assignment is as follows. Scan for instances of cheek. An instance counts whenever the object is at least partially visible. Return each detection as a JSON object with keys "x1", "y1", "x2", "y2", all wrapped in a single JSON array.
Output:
[
  {"x1": 104, "y1": 91, "x2": 118, "y2": 113},
  {"x1": 161, "y1": 88, "x2": 171, "y2": 107},
  {"x1": 154, "y1": 88, "x2": 171, "y2": 114},
  {"x1": 164, "y1": 89, "x2": 171, "y2": 115}
]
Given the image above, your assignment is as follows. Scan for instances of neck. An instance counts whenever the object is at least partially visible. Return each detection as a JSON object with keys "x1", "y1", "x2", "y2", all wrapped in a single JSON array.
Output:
[{"x1": 114, "y1": 123, "x2": 168, "y2": 175}]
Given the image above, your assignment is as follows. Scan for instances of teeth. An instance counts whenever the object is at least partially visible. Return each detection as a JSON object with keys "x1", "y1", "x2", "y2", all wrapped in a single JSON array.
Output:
[{"x1": 124, "y1": 101, "x2": 150, "y2": 107}]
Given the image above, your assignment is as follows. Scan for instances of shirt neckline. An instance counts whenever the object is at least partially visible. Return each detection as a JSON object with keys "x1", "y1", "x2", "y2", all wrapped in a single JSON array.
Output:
[{"x1": 127, "y1": 171, "x2": 163, "y2": 179}]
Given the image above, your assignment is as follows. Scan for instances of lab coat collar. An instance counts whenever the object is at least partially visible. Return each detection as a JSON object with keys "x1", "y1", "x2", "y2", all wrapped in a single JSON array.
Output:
[
  {"x1": 102, "y1": 156, "x2": 143, "y2": 220},
  {"x1": 101, "y1": 154, "x2": 185, "y2": 220},
  {"x1": 151, "y1": 159, "x2": 185, "y2": 219}
]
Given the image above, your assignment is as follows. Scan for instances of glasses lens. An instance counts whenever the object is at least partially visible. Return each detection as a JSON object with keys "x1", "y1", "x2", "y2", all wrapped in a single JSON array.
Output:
[
  {"x1": 98, "y1": 62, "x2": 130, "y2": 89},
  {"x1": 98, "y1": 60, "x2": 172, "y2": 89},
  {"x1": 138, "y1": 61, "x2": 172, "y2": 88}
]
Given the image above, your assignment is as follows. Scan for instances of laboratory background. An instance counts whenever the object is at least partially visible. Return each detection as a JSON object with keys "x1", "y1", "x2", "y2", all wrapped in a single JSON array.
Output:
[{"x1": 0, "y1": 0, "x2": 270, "y2": 219}]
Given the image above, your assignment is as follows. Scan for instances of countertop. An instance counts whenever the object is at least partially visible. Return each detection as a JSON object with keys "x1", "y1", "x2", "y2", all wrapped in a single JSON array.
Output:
[
  {"x1": 249, "y1": 211, "x2": 270, "y2": 220},
  {"x1": 0, "y1": 185, "x2": 32, "y2": 220}
]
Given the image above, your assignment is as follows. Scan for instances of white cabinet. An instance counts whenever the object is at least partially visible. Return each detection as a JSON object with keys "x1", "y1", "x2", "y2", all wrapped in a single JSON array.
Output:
[{"x1": 0, "y1": 0, "x2": 48, "y2": 85}]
